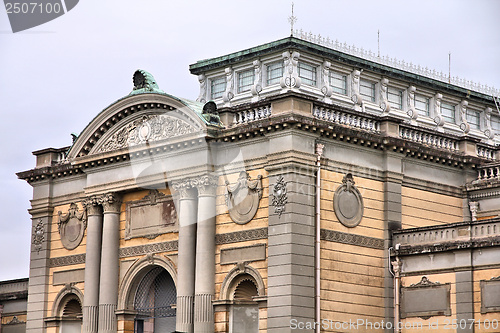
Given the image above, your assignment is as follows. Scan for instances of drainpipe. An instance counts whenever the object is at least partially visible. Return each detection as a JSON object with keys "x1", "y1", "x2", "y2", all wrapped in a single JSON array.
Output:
[
  {"x1": 315, "y1": 143, "x2": 324, "y2": 333},
  {"x1": 390, "y1": 251, "x2": 401, "y2": 333}
]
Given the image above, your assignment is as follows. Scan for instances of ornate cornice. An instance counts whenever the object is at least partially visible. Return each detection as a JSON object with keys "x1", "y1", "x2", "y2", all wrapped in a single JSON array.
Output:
[
  {"x1": 215, "y1": 228, "x2": 268, "y2": 244},
  {"x1": 119, "y1": 240, "x2": 178, "y2": 258},
  {"x1": 49, "y1": 254, "x2": 86, "y2": 267}
]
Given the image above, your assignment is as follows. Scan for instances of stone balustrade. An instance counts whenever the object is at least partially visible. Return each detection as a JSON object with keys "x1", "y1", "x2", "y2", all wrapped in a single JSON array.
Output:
[
  {"x1": 312, "y1": 106, "x2": 380, "y2": 132},
  {"x1": 393, "y1": 219, "x2": 500, "y2": 248},
  {"x1": 232, "y1": 105, "x2": 271, "y2": 125},
  {"x1": 477, "y1": 162, "x2": 500, "y2": 181},
  {"x1": 477, "y1": 144, "x2": 496, "y2": 160},
  {"x1": 399, "y1": 126, "x2": 459, "y2": 152}
]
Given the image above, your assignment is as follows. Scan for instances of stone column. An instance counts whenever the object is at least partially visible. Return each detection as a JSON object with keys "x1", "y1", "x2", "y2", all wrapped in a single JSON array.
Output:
[
  {"x1": 98, "y1": 193, "x2": 122, "y2": 333},
  {"x1": 172, "y1": 180, "x2": 198, "y2": 333},
  {"x1": 193, "y1": 175, "x2": 217, "y2": 333},
  {"x1": 82, "y1": 196, "x2": 103, "y2": 333}
]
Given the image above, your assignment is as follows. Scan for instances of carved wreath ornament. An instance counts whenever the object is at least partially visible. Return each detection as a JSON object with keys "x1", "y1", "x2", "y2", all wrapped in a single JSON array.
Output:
[
  {"x1": 225, "y1": 172, "x2": 263, "y2": 224},
  {"x1": 333, "y1": 173, "x2": 364, "y2": 227},
  {"x1": 58, "y1": 203, "x2": 87, "y2": 250},
  {"x1": 33, "y1": 219, "x2": 44, "y2": 253}
]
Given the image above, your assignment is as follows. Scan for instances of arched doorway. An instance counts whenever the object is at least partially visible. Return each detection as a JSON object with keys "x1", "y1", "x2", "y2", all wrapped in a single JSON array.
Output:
[{"x1": 133, "y1": 266, "x2": 176, "y2": 333}]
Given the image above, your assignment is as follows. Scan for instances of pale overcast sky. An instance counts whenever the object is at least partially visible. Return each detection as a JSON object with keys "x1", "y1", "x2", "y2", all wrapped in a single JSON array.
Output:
[{"x1": 0, "y1": 0, "x2": 499, "y2": 281}]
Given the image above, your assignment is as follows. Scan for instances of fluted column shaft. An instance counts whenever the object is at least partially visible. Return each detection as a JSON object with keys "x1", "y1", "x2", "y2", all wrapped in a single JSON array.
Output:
[
  {"x1": 173, "y1": 181, "x2": 198, "y2": 333},
  {"x1": 98, "y1": 193, "x2": 122, "y2": 333},
  {"x1": 194, "y1": 175, "x2": 217, "y2": 333},
  {"x1": 82, "y1": 197, "x2": 103, "y2": 333}
]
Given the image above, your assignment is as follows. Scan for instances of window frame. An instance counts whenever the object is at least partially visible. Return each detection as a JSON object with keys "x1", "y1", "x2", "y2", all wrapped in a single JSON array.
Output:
[
  {"x1": 210, "y1": 76, "x2": 226, "y2": 100},
  {"x1": 466, "y1": 109, "x2": 480, "y2": 129},
  {"x1": 329, "y1": 71, "x2": 347, "y2": 95},
  {"x1": 387, "y1": 87, "x2": 403, "y2": 110},
  {"x1": 237, "y1": 69, "x2": 254, "y2": 93},
  {"x1": 440, "y1": 102, "x2": 456, "y2": 123},
  {"x1": 359, "y1": 79, "x2": 376, "y2": 102},
  {"x1": 298, "y1": 61, "x2": 317, "y2": 86},
  {"x1": 266, "y1": 61, "x2": 283, "y2": 86},
  {"x1": 414, "y1": 94, "x2": 430, "y2": 116}
]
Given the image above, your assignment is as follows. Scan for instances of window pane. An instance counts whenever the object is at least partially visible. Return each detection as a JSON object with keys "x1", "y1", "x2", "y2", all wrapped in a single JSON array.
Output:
[
  {"x1": 360, "y1": 80, "x2": 375, "y2": 102},
  {"x1": 267, "y1": 61, "x2": 283, "y2": 85},
  {"x1": 238, "y1": 69, "x2": 254, "y2": 93},
  {"x1": 298, "y1": 62, "x2": 316, "y2": 86},
  {"x1": 414, "y1": 95, "x2": 430, "y2": 116},
  {"x1": 387, "y1": 87, "x2": 403, "y2": 109},
  {"x1": 329, "y1": 72, "x2": 347, "y2": 95},
  {"x1": 492, "y1": 116, "x2": 500, "y2": 132},
  {"x1": 466, "y1": 110, "x2": 480, "y2": 129},
  {"x1": 441, "y1": 102, "x2": 456, "y2": 123},
  {"x1": 211, "y1": 77, "x2": 226, "y2": 99}
]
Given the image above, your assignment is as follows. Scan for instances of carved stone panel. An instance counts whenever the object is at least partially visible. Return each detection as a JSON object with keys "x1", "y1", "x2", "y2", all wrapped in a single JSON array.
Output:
[
  {"x1": 480, "y1": 276, "x2": 500, "y2": 313},
  {"x1": 401, "y1": 276, "x2": 451, "y2": 319},
  {"x1": 225, "y1": 172, "x2": 262, "y2": 224},
  {"x1": 125, "y1": 189, "x2": 177, "y2": 239},
  {"x1": 58, "y1": 203, "x2": 87, "y2": 250},
  {"x1": 333, "y1": 174, "x2": 363, "y2": 227}
]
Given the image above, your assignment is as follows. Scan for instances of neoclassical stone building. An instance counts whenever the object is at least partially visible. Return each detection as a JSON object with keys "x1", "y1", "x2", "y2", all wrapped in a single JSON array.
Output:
[{"x1": 18, "y1": 35, "x2": 500, "y2": 333}]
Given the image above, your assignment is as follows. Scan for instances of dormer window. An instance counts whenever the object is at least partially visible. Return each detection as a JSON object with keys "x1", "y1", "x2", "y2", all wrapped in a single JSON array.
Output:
[
  {"x1": 329, "y1": 72, "x2": 347, "y2": 95},
  {"x1": 387, "y1": 87, "x2": 403, "y2": 110},
  {"x1": 467, "y1": 110, "x2": 480, "y2": 129},
  {"x1": 441, "y1": 102, "x2": 456, "y2": 123},
  {"x1": 211, "y1": 76, "x2": 226, "y2": 99},
  {"x1": 360, "y1": 80, "x2": 376, "y2": 102},
  {"x1": 267, "y1": 61, "x2": 283, "y2": 85},
  {"x1": 415, "y1": 95, "x2": 430, "y2": 116},
  {"x1": 298, "y1": 62, "x2": 316, "y2": 86},
  {"x1": 238, "y1": 69, "x2": 254, "y2": 93}
]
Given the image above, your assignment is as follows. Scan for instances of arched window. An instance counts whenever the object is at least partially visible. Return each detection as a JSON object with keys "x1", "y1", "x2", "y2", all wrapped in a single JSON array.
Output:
[
  {"x1": 60, "y1": 297, "x2": 82, "y2": 333},
  {"x1": 229, "y1": 274, "x2": 259, "y2": 333},
  {"x1": 133, "y1": 266, "x2": 176, "y2": 333}
]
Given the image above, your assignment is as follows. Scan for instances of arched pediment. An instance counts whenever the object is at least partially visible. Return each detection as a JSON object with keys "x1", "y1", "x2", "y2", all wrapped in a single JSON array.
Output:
[
  {"x1": 67, "y1": 93, "x2": 209, "y2": 159},
  {"x1": 67, "y1": 70, "x2": 225, "y2": 160}
]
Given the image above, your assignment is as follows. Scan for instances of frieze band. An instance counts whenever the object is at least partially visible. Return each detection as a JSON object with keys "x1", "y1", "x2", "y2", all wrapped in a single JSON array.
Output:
[
  {"x1": 320, "y1": 229, "x2": 384, "y2": 249},
  {"x1": 49, "y1": 228, "x2": 269, "y2": 267}
]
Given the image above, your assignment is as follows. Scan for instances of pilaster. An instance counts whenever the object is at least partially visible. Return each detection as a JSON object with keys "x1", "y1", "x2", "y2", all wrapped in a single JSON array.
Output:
[{"x1": 266, "y1": 163, "x2": 316, "y2": 333}]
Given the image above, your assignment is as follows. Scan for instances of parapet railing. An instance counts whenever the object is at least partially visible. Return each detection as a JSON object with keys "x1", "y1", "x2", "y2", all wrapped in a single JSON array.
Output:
[
  {"x1": 232, "y1": 105, "x2": 272, "y2": 125},
  {"x1": 393, "y1": 219, "x2": 500, "y2": 248},
  {"x1": 399, "y1": 126, "x2": 459, "y2": 152},
  {"x1": 477, "y1": 162, "x2": 500, "y2": 181},
  {"x1": 312, "y1": 106, "x2": 380, "y2": 132},
  {"x1": 477, "y1": 144, "x2": 497, "y2": 160}
]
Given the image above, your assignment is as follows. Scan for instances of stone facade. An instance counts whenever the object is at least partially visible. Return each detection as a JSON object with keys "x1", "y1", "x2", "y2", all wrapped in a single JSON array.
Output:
[{"x1": 17, "y1": 37, "x2": 500, "y2": 333}]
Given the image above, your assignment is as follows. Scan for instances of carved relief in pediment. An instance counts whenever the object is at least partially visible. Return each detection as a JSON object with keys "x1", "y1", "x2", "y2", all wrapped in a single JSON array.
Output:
[
  {"x1": 58, "y1": 203, "x2": 87, "y2": 250},
  {"x1": 226, "y1": 172, "x2": 263, "y2": 225},
  {"x1": 96, "y1": 114, "x2": 197, "y2": 153}
]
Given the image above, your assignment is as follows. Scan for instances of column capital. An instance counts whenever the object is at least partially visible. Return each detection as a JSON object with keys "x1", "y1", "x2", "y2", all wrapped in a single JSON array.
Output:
[
  {"x1": 192, "y1": 174, "x2": 218, "y2": 197},
  {"x1": 83, "y1": 196, "x2": 102, "y2": 216},
  {"x1": 171, "y1": 179, "x2": 197, "y2": 200},
  {"x1": 101, "y1": 193, "x2": 122, "y2": 214}
]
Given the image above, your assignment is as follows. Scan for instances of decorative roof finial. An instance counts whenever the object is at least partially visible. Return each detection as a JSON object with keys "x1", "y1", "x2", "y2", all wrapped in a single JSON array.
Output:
[{"x1": 288, "y1": 2, "x2": 297, "y2": 37}]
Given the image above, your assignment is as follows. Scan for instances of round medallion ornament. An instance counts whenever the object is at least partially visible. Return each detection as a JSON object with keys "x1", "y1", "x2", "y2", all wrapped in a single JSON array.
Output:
[{"x1": 333, "y1": 174, "x2": 363, "y2": 228}]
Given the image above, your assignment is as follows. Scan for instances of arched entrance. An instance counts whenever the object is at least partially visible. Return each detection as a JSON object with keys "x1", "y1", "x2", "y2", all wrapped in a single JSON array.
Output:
[{"x1": 133, "y1": 266, "x2": 176, "y2": 333}]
